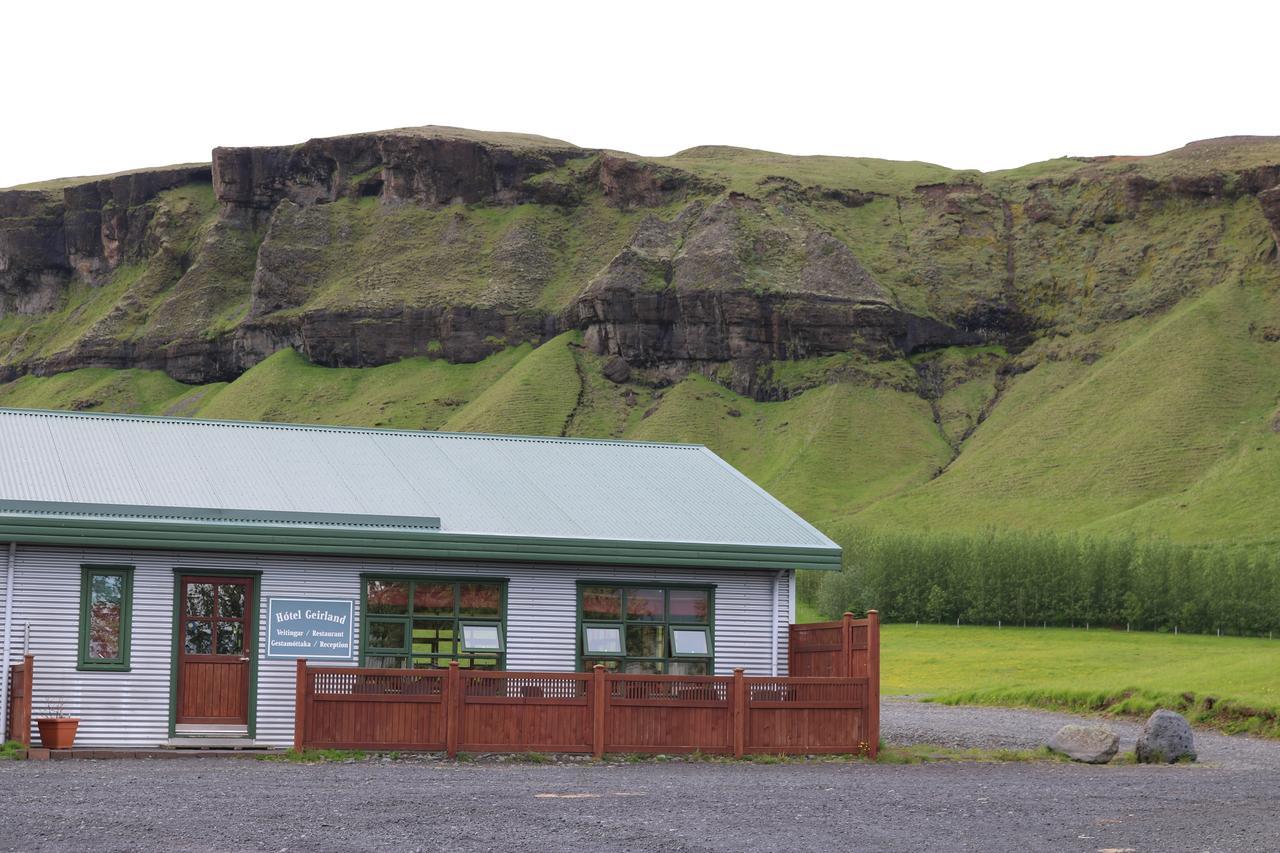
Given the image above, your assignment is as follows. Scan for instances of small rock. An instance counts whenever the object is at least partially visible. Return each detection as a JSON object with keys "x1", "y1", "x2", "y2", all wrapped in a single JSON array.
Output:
[
  {"x1": 602, "y1": 356, "x2": 631, "y2": 384},
  {"x1": 1136, "y1": 709, "x2": 1196, "y2": 764},
  {"x1": 1047, "y1": 724, "x2": 1119, "y2": 764}
]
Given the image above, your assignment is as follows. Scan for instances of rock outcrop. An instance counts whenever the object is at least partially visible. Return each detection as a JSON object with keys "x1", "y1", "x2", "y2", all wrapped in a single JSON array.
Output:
[
  {"x1": 0, "y1": 165, "x2": 210, "y2": 318},
  {"x1": 2, "y1": 128, "x2": 1279, "y2": 396},
  {"x1": 212, "y1": 127, "x2": 584, "y2": 215},
  {"x1": 1047, "y1": 724, "x2": 1120, "y2": 764},
  {"x1": 572, "y1": 194, "x2": 982, "y2": 391},
  {"x1": 1135, "y1": 709, "x2": 1197, "y2": 764}
]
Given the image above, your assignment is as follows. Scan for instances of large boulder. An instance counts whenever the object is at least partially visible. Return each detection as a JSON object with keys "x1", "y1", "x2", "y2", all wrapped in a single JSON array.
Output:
[
  {"x1": 1047, "y1": 724, "x2": 1120, "y2": 764},
  {"x1": 1136, "y1": 709, "x2": 1197, "y2": 764}
]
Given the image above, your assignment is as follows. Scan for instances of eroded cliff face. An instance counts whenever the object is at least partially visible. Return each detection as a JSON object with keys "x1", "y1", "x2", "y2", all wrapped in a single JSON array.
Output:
[
  {"x1": 573, "y1": 194, "x2": 979, "y2": 378},
  {"x1": 0, "y1": 166, "x2": 210, "y2": 314},
  {"x1": 211, "y1": 129, "x2": 583, "y2": 213},
  {"x1": 2, "y1": 128, "x2": 1279, "y2": 395}
]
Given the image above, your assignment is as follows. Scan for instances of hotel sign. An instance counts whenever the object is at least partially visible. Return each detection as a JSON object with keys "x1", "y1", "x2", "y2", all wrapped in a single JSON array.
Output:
[{"x1": 265, "y1": 598, "x2": 355, "y2": 660}]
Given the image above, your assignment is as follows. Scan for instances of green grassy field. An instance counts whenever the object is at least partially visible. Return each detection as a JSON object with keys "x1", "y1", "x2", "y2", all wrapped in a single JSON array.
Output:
[{"x1": 880, "y1": 624, "x2": 1280, "y2": 736}]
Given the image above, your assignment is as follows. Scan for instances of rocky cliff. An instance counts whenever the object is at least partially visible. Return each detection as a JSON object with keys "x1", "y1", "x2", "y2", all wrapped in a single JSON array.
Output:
[{"x1": 3, "y1": 127, "x2": 1279, "y2": 397}]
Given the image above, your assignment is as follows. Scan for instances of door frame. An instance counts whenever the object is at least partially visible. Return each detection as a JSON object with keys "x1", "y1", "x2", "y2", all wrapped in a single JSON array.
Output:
[{"x1": 167, "y1": 568, "x2": 262, "y2": 739}]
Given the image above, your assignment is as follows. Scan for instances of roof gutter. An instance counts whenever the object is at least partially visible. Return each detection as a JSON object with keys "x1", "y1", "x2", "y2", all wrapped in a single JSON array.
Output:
[
  {"x1": 0, "y1": 516, "x2": 843, "y2": 572},
  {"x1": 0, "y1": 542, "x2": 15, "y2": 740}
]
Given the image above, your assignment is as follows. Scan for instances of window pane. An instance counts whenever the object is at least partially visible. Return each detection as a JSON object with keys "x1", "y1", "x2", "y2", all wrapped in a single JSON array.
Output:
[
  {"x1": 669, "y1": 589, "x2": 709, "y2": 623},
  {"x1": 411, "y1": 620, "x2": 455, "y2": 656},
  {"x1": 667, "y1": 659, "x2": 710, "y2": 676},
  {"x1": 218, "y1": 585, "x2": 245, "y2": 619},
  {"x1": 626, "y1": 625, "x2": 665, "y2": 658},
  {"x1": 462, "y1": 624, "x2": 501, "y2": 651},
  {"x1": 184, "y1": 620, "x2": 212, "y2": 654},
  {"x1": 186, "y1": 583, "x2": 214, "y2": 617},
  {"x1": 671, "y1": 628, "x2": 709, "y2": 656},
  {"x1": 88, "y1": 574, "x2": 123, "y2": 660},
  {"x1": 412, "y1": 657, "x2": 449, "y2": 669},
  {"x1": 581, "y1": 586, "x2": 621, "y2": 620},
  {"x1": 458, "y1": 583, "x2": 502, "y2": 617},
  {"x1": 583, "y1": 658, "x2": 621, "y2": 672},
  {"x1": 584, "y1": 626, "x2": 622, "y2": 654},
  {"x1": 367, "y1": 654, "x2": 407, "y2": 668},
  {"x1": 412, "y1": 582, "x2": 454, "y2": 616},
  {"x1": 467, "y1": 657, "x2": 500, "y2": 670},
  {"x1": 366, "y1": 580, "x2": 410, "y2": 615},
  {"x1": 367, "y1": 620, "x2": 406, "y2": 650},
  {"x1": 623, "y1": 659, "x2": 663, "y2": 674},
  {"x1": 626, "y1": 588, "x2": 664, "y2": 621},
  {"x1": 217, "y1": 622, "x2": 244, "y2": 655}
]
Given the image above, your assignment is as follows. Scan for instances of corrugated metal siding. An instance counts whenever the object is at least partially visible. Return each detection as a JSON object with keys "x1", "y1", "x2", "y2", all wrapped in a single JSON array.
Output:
[
  {"x1": 0, "y1": 409, "x2": 835, "y2": 550},
  {"x1": 9, "y1": 545, "x2": 791, "y2": 748}
]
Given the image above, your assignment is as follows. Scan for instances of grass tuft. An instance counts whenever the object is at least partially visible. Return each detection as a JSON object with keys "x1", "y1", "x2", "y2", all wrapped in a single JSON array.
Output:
[{"x1": 261, "y1": 748, "x2": 367, "y2": 764}]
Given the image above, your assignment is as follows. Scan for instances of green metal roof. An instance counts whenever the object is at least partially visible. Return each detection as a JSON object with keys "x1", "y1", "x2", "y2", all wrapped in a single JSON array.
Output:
[{"x1": 0, "y1": 409, "x2": 841, "y2": 570}]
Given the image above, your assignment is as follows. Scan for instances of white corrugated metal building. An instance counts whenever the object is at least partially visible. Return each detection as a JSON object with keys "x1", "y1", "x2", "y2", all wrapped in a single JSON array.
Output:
[{"x1": 0, "y1": 408, "x2": 840, "y2": 748}]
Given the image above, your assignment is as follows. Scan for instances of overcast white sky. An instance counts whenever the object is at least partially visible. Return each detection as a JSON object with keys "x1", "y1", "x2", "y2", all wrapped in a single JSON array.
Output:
[{"x1": 3, "y1": 0, "x2": 1277, "y2": 188}]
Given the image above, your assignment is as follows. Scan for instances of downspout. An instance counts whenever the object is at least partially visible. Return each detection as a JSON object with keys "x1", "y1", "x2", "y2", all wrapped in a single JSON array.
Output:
[
  {"x1": 0, "y1": 542, "x2": 15, "y2": 738},
  {"x1": 770, "y1": 569, "x2": 782, "y2": 677}
]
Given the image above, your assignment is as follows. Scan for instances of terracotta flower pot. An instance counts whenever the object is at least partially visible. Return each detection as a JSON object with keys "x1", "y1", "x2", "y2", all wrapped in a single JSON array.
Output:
[{"x1": 36, "y1": 718, "x2": 80, "y2": 750}]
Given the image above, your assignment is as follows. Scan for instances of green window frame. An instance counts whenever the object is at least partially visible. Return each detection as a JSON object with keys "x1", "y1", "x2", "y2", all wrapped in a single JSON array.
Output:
[
  {"x1": 77, "y1": 565, "x2": 134, "y2": 672},
  {"x1": 669, "y1": 626, "x2": 711, "y2": 657},
  {"x1": 576, "y1": 581, "x2": 714, "y2": 675},
  {"x1": 581, "y1": 622, "x2": 625, "y2": 656},
  {"x1": 359, "y1": 574, "x2": 507, "y2": 669},
  {"x1": 459, "y1": 621, "x2": 504, "y2": 653}
]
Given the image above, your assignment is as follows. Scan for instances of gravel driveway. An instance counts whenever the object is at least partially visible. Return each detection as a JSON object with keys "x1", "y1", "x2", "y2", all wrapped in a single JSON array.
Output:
[
  {"x1": 883, "y1": 698, "x2": 1280, "y2": 772},
  {"x1": 1, "y1": 702, "x2": 1277, "y2": 853}
]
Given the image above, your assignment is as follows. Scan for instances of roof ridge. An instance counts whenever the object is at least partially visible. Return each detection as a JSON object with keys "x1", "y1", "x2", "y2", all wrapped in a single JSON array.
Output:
[{"x1": 0, "y1": 407, "x2": 705, "y2": 450}]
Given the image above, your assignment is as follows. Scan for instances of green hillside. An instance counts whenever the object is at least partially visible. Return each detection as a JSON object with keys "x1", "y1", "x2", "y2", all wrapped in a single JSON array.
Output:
[
  {"x1": 4, "y1": 270, "x2": 1277, "y2": 551},
  {"x1": 3, "y1": 128, "x2": 1280, "y2": 606},
  {"x1": 850, "y1": 275, "x2": 1280, "y2": 544}
]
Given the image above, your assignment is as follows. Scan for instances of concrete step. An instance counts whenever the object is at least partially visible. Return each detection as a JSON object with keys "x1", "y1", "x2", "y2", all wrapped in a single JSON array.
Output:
[{"x1": 162, "y1": 737, "x2": 268, "y2": 750}]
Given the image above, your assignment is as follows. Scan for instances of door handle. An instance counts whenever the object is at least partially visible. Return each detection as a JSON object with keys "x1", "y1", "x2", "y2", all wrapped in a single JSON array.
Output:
[{"x1": 240, "y1": 656, "x2": 251, "y2": 662}]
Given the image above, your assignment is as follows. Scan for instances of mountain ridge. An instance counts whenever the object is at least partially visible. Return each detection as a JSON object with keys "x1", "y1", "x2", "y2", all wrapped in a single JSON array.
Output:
[{"x1": 2, "y1": 126, "x2": 1278, "y2": 547}]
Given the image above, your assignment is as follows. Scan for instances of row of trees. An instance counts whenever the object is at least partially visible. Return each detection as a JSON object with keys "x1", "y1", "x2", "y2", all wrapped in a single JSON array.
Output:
[{"x1": 812, "y1": 530, "x2": 1280, "y2": 636}]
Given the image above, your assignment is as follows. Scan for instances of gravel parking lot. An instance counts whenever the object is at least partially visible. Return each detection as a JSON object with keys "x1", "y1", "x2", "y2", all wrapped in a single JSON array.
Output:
[{"x1": 2, "y1": 702, "x2": 1276, "y2": 853}]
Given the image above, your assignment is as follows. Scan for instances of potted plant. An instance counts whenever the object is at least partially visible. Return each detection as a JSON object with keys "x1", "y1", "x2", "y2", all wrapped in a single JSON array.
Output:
[{"x1": 36, "y1": 700, "x2": 80, "y2": 750}]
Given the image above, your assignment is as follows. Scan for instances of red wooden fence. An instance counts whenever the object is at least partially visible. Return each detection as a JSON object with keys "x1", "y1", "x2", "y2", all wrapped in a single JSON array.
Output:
[
  {"x1": 296, "y1": 616, "x2": 880, "y2": 758},
  {"x1": 789, "y1": 611, "x2": 879, "y2": 752},
  {"x1": 5, "y1": 655, "x2": 33, "y2": 747}
]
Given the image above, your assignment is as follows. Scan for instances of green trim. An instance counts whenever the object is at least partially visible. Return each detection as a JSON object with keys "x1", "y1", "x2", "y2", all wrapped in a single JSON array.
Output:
[
  {"x1": 0, "y1": 517, "x2": 841, "y2": 571},
  {"x1": 581, "y1": 622, "x2": 624, "y2": 656},
  {"x1": 76, "y1": 565, "x2": 134, "y2": 672},
  {"x1": 358, "y1": 574, "x2": 509, "y2": 668},
  {"x1": 166, "y1": 577, "x2": 180, "y2": 738},
  {"x1": 669, "y1": 626, "x2": 712, "y2": 657},
  {"x1": 166, "y1": 569, "x2": 262, "y2": 740},
  {"x1": 459, "y1": 621, "x2": 504, "y2": 653},
  {"x1": 575, "y1": 581, "x2": 715, "y2": 674},
  {"x1": 0, "y1": 499, "x2": 439, "y2": 530}
]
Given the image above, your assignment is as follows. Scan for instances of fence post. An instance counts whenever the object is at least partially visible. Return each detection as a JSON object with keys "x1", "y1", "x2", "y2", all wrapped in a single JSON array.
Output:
[
  {"x1": 866, "y1": 610, "x2": 880, "y2": 758},
  {"x1": 446, "y1": 661, "x2": 461, "y2": 759},
  {"x1": 841, "y1": 612, "x2": 854, "y2": 677},
  {"x1": 592, "y1": 665, "x2": 606, "y2": 759},
  {"x1": 732, "y1": 668, "x2": 746, "y2": 759},
  {"x1": 293, "y1": 658, "x2": 307, "y2": 752}
]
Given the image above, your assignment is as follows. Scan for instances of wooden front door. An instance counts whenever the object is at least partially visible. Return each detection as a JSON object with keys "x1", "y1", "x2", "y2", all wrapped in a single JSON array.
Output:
[{"x1": 176, "y1": 576, "x2": 253, "y2": 726}]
